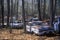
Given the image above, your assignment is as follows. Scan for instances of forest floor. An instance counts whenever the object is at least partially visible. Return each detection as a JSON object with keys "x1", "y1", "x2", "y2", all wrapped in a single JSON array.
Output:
[{"x1": 0, "y1": 29, "x2": 60, "y2": 40}]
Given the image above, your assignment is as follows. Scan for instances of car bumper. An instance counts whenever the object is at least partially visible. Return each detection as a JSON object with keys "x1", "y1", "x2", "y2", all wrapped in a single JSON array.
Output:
[
  {"x1": 10, "y1": 25, "x2": 23, "y2": 28},
  {"x1": 32, "y1": 28, "x2": 54, "y2": 35}
]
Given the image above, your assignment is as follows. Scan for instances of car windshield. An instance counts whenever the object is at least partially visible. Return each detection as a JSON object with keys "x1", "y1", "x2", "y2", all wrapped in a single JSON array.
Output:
[
  {"x1": 10, "y1": 21, "x2": 21, "y2": 23},
  {"x1": 33, "y1": 22, "x2": 42, "y2": 25},
  {"x1": 32, "y1": 18, "x2": 39, "y2": 21}
]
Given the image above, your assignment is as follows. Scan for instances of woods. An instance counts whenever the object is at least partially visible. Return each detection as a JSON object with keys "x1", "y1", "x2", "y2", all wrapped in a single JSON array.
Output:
[
  {"x1": 0, "y1": 0, "x2": 60, "y2": 40},
  {"x1": 0, "y1": 0, "x2": 59, "y2": 33}
]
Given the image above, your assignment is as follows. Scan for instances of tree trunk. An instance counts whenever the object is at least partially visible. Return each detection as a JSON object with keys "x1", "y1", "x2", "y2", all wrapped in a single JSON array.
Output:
[
  {"x1": 11, "y1": 0, "x2": 13, "y2": 20},
  {"x1": 50, "y1": 0, "x2": 57, "y2": 27},
  {"x1": 14, "y1": 0, "x2": 16, "y2": 17},
  {"x1": 9, "y1": 0, "x2": 13, "y2": 33},
  {"x1": 37, "y1": 0, "x2": 42, "y2": 20},
  {"x1": 1, "y1": 0, "x2": 4, "y2": 28},
  {"x1": 17, "y1": 0, "x2": 19, "y2": 18},
  {"x1": 22, "y1": 0, "x2": 26, "y2": 33},
  {"x1": 16, "y1": 0, "x2": 19, "y2": 20},
  {"x1": 32, "y1": 0, "x2": 34, "y2": 17},
  {"x1": 26, "y1": 0, "x2": 28, "y2": 24},
  {"x1": 7, "y1": 0, "x2": 11, "y2": 33},
  {"x1": 43, "y1": 0, "x2": 46, "y2": 20}
]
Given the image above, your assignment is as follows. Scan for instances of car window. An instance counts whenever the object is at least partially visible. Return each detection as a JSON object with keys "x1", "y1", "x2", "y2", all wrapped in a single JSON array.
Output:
[{"x1": 58, "y1": 17, "x2": 60, "y2": 21}]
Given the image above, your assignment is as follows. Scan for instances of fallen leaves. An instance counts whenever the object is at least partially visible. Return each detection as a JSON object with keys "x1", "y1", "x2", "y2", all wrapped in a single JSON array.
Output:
[{"x1": 0, "y1": 29, "x2": 60, "y2": 40}]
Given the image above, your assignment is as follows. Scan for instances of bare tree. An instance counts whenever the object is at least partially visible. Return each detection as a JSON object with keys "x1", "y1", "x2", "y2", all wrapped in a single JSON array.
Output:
[
  {"x1": 50, "y1": 0, "x2": 57, "y2": 27},
  {"x1": 1, "y1": 0, "x2": 4, "y2": 28},
  {"x1": 31, "y1": 0, "x2": 34, "y2": 16},
  {"x1": 9, "y1": 0, "x2": 13, "y2": 33},
  {"x1": 37, "y1": 0, "x2": 42, "y2": 20},
  {"x1": 7, "y1": 0, "x2": 10, "y2": 27},
  {"x1": 11, "y1": 0, "x2": 13, "y2": 20},
  {"x1": 22, "y1": 0, "x2": 26, "y2": 33},
  {"x1": 43, "y1": 0, "x2": 46, "y2": 20},
  {"x1": 26, "y1": 0, "x2": 28, "y2": 23},
  {"x1": 7, "y1": 0, "x2": 11, "y2": 33},
  {"x1": 16, "y1": 0, "x2": 19, "y2": 20}
]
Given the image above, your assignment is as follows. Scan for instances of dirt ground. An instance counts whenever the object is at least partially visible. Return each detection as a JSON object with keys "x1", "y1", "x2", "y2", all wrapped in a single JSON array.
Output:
[{"x1": 0, "y1": 29, "x2": 60, "y2": 40}]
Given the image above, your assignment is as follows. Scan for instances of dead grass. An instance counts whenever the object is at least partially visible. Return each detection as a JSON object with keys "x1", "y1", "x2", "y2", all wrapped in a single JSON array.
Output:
[{"x1": 0, "y1": 29, "x2": 60, "y2": 40}]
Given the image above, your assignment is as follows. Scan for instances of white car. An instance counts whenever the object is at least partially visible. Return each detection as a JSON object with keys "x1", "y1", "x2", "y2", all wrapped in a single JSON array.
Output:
[
  {"x1": 32, "y1": 22, "x2": 54, "y2": 35},
  {"x1": 10, "y1": 21, "x2": 23, "y2": 29},
  {"x1": 26, "y1": 21, "x2": 54, "y2": 35},
  {"x1": 26, "y1": 21, "x2": 42, "y2": 33}
]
